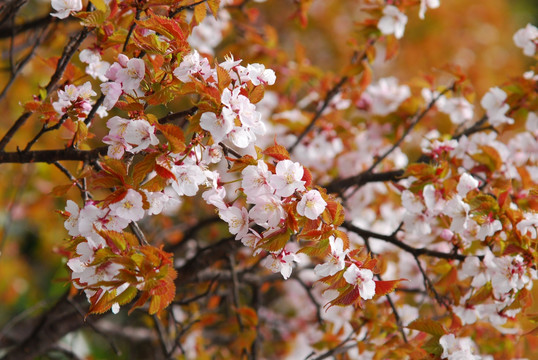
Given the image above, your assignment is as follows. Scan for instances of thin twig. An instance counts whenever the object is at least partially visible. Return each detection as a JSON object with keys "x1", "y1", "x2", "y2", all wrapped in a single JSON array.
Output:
[
  {"x1": 288, "y1": 76, "x2": 349, "y2": 153},
  {"x1": 367, "y1": 83, "x2": 455, "y2": 173}
]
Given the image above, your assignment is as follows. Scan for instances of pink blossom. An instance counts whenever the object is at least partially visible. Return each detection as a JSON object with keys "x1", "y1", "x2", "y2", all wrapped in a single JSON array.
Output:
[
  {"x1": 174, "y1": 50, "x2": 213, "y2": 82},
  {"x1": 124, "y1": 119, "x2": 159, "y2": 153},
  {"x1": 249, "y1": 194, "x2": 285, "y2": 228},
  {"x1": 100, "y1": 82, "x2": 123, "y2": 110},
  {"x1": 116, "y1": 58, "x2": 145, "y2": 92},
  {"x1": 296, "y1": 190, "x2": 327, "y2": 220}
]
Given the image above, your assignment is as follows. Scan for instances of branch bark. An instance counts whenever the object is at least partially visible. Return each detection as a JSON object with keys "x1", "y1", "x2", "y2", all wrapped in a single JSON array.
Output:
[{"x1": 0, "y1": 147, "x2": 107, "y2": 164}]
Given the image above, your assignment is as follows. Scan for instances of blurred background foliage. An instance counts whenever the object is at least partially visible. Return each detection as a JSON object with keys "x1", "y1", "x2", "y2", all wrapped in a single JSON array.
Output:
[{"x1": 0, "y1": 0, "x2": 537, "y2": 357}]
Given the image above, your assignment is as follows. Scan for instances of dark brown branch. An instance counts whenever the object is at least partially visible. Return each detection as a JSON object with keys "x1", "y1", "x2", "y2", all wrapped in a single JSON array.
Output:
[
  {"x1": 1, "y1": 292, "x2": 100, "y2": 360},
  {"x1": 0, "y1": 147, "x2": 107, "y2": 164},
  {"x1": 0, "y1": 27, "x2": 91, "y2": 151},
  {"x1": 123, "y1": 7, "x2": 142, "y2": 51},
  {"x1": 367, "y1": 83, "x2": 455, "y2": 173},
  {"x1": 0, "y1": 15, "x2": 55, "y2": 39},
  {"x1": 341, "y1": 222, "x2": 468, "y2": 261},
  {"x1": 158, "y1": 106, "x2": 199, "y2": 125},
  {"x1": 288, "y1": 76, "x2": 348, "y2": 153},
  {"x1": 326, "y1": 169, "x2": 405, "y2": 194},
  {"x1": 169, "y1": 0, "x2": 209, "y2": 17}
]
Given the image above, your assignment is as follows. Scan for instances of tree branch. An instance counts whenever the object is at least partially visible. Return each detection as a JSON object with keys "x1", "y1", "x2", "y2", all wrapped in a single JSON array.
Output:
[
  {"x1": 0, "y1": 147, "x2": 107, "y2": 164},
  {"x1": 288, "y1": 76, "x2": 348, "y2": 153},
  {"x1": 341, "y1": 221, "x2": 468, "y2": 261}
]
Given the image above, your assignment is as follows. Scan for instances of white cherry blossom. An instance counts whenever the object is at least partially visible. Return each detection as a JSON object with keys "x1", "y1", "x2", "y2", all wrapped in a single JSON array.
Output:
[
  {"x1": 51, "y1": 0, "x2": 82, "y2": 19},
  {"x1": 363, "y1": 77, "x2": 410, "y2": 116},
  {"x1": 174, "y1": 50, "x2": 213, "y2": 82},
  {"x1": 439, "y1": 334, "x2": 480, "y2": 360},
  {"x1": 296, "y1": 190, "x2": 327, "y2": 220},
  {"x1": 440, "y1": 97, "x2": 474, "y2": 124},
  {"x1": 219, "y1": 206, "x2": 249, "y2": 239},
  {"x1": 481, "y1": 87, "x2": 513, "y2": 127},
  {"x1": 419, "y1": 0, "x2": 440, "y2": 19},
  {"x1": 513, "y1": 23, "x2": 538, "y2": 57},
  {"x1": 200, "y1": 111, "x2": 233, "y2": 143},
  {"x1": 269, "y1": 160, "x2": 306, "y2": 197},
  {"x1": 261, "y1": 249, "x2": 300, "y2": 279},
  {"x1": 516, "y1": 212, "x2": 538, "y2": 239},
  {"x1": 457, "y1": 173, "x2": 479, "y2": 197},
  {"x1": 314, "y1": 236, "x2": 348, "y2": 277},
  {"x1": 171, "y1": 164, "x2": 207, "y2": 196},
  {"x1": 242, "y1": 161, "x2": 274, "y2": 201},
  {"x1": 249, "y1": 194, "x2": 285, "y2": 228},
  {"x1": 109, "y1": 189, "x2": 145, "y2": 222},
  {"x1": 343, "y1": 264, "x2": 376, "y2": 300},
  {"x1": 378, "y1": 5, "x2": 408, "y2": 39}
]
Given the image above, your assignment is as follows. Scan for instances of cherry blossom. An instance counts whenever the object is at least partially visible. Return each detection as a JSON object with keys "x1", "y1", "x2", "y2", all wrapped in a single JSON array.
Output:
[
  {"x1": 516, "y1": 212, "x2": 538, "y2": 239},
  {"x1": 123, "y1": 119, "x2": 159, "y2": 153},
  {"x1": 444, "y1": 195, "x2": 473, "y2": 234},
  {"x1": 457, "y1": 173, "x2": 479, "y2": 197},
  {"x1": 50, "y1": 0, "x2": 82, "y2": 19},
  {"x1": 363, "y1": 77, "x2": 410, "y2": 116},
  {"x1": 269, "y1": 160, "x2": 306, "y2": 197},
  {"x1": 343, "y1": 264, "x2": 376, "y2": 300},
  {"x1": 261, "y1": 249, "x2": 300, "y2": 279},
  {"x1": 171, "y1": 163, "x2": 207, "y2": 197},
  {"x1": 114, "y1": 58, "x2": 145, "y2": 92},
  {"x1": 296, "y1": 190, "x2": 327, "y2": 220},
  {"x1": 79, "y1": 49, "x2": 110, "y2": 82},
  {"x1": 476, "y1": 215, "x2": 502, "y2": 240},
  {"x1": 242, "y1": 160, "x2": 274, "y2": 201},
  {"x1": 249, "y1": 194, "x2": 285, "y2": 228},
  {"x1": 513, "y1": 23, "x2": 538, "y2": 57},
  {"x1": 219, "y1": 206, "x2": 249, "y2": 240},
  {"x1": 200, "y1": 111, "x2": 233, "y2": 143},
  {"x1": 246, "y1": 63, "x2": 276, "y2": 86},
  {"x1": 52, "y1": 82, "x2": 96, "y2": 119},
  {"x1": 174, "y1": 50, "x2": 213, "y2": 82},
  {"x1": 109, "y1": 189, "x2": 145, "y2": 222},
  {"x1": 314, "y1": 236, "x2": 348, "y2": 277},
  {"x1": 440, "y1": 97, "x2": 474, "y2": 124},
  {"x1": 378, "y1": 5, "x2": 408, "y2": 39},
  {"x1": 439, "y1": 334, "x2": 480, "y2": 360},
  {"x1": 419, "y1": 0, "x2": 440, "y2": 19},
  {"x1": 480, "y1": 87, "x2": 513, "y2": 127},
  {"x1": 100, "y1": 82, "x2": 123, "y2": 110}
]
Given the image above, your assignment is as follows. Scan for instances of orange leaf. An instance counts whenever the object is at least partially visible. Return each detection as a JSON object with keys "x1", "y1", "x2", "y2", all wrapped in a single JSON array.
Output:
[{"x1": 374, "y1": 279, "x2": 407, "y2": 297}]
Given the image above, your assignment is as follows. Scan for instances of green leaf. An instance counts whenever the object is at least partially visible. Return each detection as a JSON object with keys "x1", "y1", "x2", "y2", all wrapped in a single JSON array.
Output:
[{"x1": 407, "y1": 319, "x2": 447, "y2": 336}]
